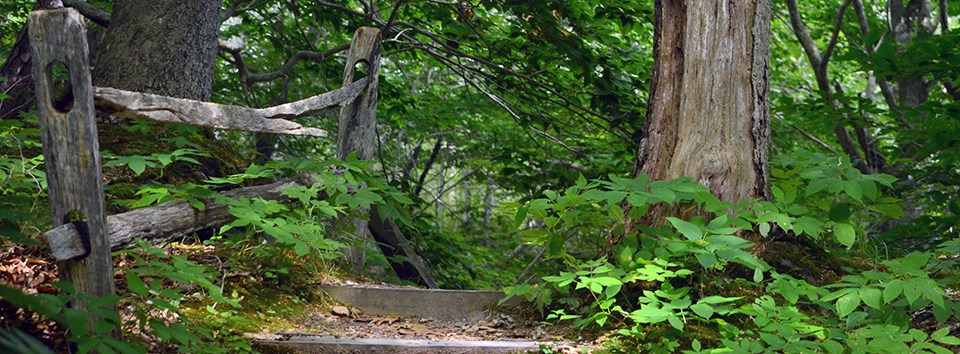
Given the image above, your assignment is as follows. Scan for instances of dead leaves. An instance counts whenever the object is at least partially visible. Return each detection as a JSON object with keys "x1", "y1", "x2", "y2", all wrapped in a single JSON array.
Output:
[
  {"x1": 1, "y1": 246, "x2": 58, "y2": 294},
  {"x1": 354, "y1": 315, "x2": 401, "y2": 326}
]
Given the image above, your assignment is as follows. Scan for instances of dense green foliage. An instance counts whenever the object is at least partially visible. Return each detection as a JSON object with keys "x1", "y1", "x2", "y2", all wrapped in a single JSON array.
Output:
[{"x1": 2, "y1": 0, "x2": 959, "y2": 352}]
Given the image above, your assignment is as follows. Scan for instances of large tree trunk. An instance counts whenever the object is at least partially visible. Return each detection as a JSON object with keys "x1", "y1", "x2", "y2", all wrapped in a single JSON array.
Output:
[
  {"x1": 92, "y1": 0, "x2": 221, "y2": 101},
  {"x1": 635, "y1": 0, "x2": 771, "y2": 207}
]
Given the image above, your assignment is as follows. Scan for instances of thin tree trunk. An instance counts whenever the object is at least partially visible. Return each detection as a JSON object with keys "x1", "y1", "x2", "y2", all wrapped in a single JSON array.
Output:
[
  {"x1": 786, "y1": 0, "x2": 881, "y2": 173},
  {"x1": 889, "y1": 0, "x2": 933, "y2": 110},
  {"x1": 0, "y1": 24, "x2": 35, "y2": 120},
  {"x1": 482, "y1": 179, "x2": 494, "y2": 241},
  {"x1": 414, "y1": 137, "x2": 443, "y2": 198}
]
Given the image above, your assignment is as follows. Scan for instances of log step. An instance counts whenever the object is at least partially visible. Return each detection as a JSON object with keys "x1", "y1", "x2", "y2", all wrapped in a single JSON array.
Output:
[
  {"x1": 256, "y1": 336, "x2": 540, "y2": 354},
  {"x1": 319, "y1": 285, "x2": 521, "y2": 322}
]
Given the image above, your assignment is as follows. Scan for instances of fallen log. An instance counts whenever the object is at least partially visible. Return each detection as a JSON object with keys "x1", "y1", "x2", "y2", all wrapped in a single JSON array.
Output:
[
  {"x1": 91, "y1": 77, "x2": 369, "y2": 136},
  {"x1": 44, "y1": 178, "x2": 439, "y2": 290},
  {"x1": 45, "y1": 179, "x2": 300, "y2": 260}
]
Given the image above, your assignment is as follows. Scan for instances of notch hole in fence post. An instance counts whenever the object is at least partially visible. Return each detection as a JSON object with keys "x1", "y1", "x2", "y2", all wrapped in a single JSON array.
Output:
[
  {"x1": 62, "y1": 210, "x2": 91, "y2": 257},
  {"x1": 47, "y1": 61, "x2": 75, "y2": 114},
  {"x1": 352, "y1": 60, "x2": 369, "y2": 80}
]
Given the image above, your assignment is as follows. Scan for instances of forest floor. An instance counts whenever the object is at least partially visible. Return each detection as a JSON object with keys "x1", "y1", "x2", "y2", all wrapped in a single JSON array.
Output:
[
  {"x1": 0, "y1": 241, "x2": 602, "y2": 353},
  {"x1": 6, "y1": 239, "x2": 956, "y2": 353},
  {"x1": 246, "y1": 276, "x2": 602, "y2": 352}
]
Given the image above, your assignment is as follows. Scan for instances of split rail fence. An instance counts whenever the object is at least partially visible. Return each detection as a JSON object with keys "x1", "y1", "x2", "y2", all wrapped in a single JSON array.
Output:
[{"x1": 27, "y1": 7, "x2": 436, "y2": 339}]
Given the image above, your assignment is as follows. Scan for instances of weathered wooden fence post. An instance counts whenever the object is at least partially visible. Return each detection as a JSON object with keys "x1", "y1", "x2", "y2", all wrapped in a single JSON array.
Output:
[
  {"x1": 336, "y1": 27, "x2": 437, "y2": 288},
  {"x1": 28, "y1": 8, "x2": 119, "y2": 337},
  {"x1": 336, "y1": 28, "x2": 381, "y2": 271}
]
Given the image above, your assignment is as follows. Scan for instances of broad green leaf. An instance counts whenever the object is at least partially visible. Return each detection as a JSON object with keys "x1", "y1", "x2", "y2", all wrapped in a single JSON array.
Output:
[
  {"x1": 592, "y1": 276, "x2": 623, "y2": 287},
  {"x1": 859, "y1": 287, "x2": 882, "y2": 309},
  {"x1": 843, "y1": 181, "x2": 862, "y2": 201},
  {"x1": 793, "y1": 216, "x2": 824, "y2": 238},
  {"x1": 690, "y1": 303, "x2": 714, "y2": 319},
  {"x1": 874, "y1": 203, "x2": 906, "y2": 218},
  {"x1": 666, "y1": 217, "x2": 702, "y2": 241},
  {"x1": 667, "y1": 315, "x2": 684, "y2": 331},
  {"x1": 834, "y1": 223, "x2": 856, "y2": 247},
  {"x1": 604, "y1": 283, "x2": 622, "y2": 299},
  {"x1": 513, "y1": 207, "x2": 527, "y2": 229},
  {"x1": 759, "y1": 222, "x2": 771, "y2": 237},
  {"x1": 932, "y1": 328, "x2": 960, "y2": 345},
  {"x1": 631, "y1": 306, "x2": 669, "y2": 323},
  {"x1": 921, "y1": 283, "x2": 945, "y2": 308},
  {"x1": 779, "y1": 280, "x2": 799, "y2": 304},
  {"x1": 904, "y1": 281, "x2": 922, "y2": 305},
  {"x1": 883, "y1": 280, "x2": 904, "y2": 302},
  {"x1": 126, "y1": 273, "x2": 148, "y2": 296},
  {"x1": 698, "y1": 295, "x2": 742, "y2": 304},
  {"x1": 696, "y1": 254, "x2": 717, "y2": 269},
  {"x1": 822, "y1": 339, "x2": 844, "y2": 353},
  {"x1": 836, "y1": 291, "x2": 861, "y2": 317},
  {"x1": 156, "y1": 153, "x2": 173, "y2": 166},
  {"x1": 608, "y1": 205, "x2": 624, "y2": 222},
  {"x1": 128, "y1": 157, "x2": 148, "y2": 175}
]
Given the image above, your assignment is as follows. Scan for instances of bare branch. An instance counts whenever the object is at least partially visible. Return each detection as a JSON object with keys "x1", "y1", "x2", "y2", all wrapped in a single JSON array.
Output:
[
  {"x1": 313, "y1": 0, "x2": 628, "y2": 140},
  {"x1": 382, "y1": 0, "x2": 406, "y2": 35},
  {"x1": 220, "y1": 43, "x2": 351, "y2": 85},
  {"x1": 62, "y1": 0, "x2": 110, "y2": 27},
  {"x1": 221, "y1": 0, "x2": 266, "y2": 23},
  {"x1": 821, "y1": 0, "x2": 853, "y2": 69},
  {"x1": 790, "y1": 125, "x2": 839, "y2": 155},
  {"x1": 414, "y1": 137, "x2": 442, "y2": 199},
  {"x1": 852, "y1": 0, "x2": 899, "y2": 108},
  {"x1": 785, "y1": 0, "x2": 823, "y2": 70}
]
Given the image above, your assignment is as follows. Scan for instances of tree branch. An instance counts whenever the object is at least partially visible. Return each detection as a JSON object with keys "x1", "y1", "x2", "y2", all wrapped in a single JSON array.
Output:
[
  {"x1": 220, "y1": 43, "x2": 351, "y2": 85},
  {"x1": 785, "y1": 0, "x2": 823, "y2": 70},
  {"x1": 785, "y1": 0, "x2": 873, "y2": 173},
  {"x1": 414, "y1": 137, "x2": 443, "y2": 198},
  {"x1": 312, "y1": 0, "x2": 629, "y2": 142},
  {"x1": 62, "y1": 0, "x2": 110, "y2": 27},
  {"x1": 820, "y1": 0, "x2": 853, "y2": 70},
  {"x1": 852, "y1": 0, "x2": 898, "y2": 108},
  {"x1": 790, "y1": 125, "x2": 839, "y2": 155},
  {"x1": 937, "y1": 0, "x2": 948, "y2": 34}
]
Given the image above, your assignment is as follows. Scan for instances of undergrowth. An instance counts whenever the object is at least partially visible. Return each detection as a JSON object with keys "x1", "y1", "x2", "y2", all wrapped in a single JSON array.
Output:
[{"x1": 505, "y1": 153, "x2": 960, "y2": 353}]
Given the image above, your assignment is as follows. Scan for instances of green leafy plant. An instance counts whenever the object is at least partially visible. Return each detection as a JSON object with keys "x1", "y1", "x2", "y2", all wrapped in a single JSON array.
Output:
[
  {"x1": 103, "y1": 147, "x2": 208, "y2": 177},
  {"x1": 508, "y1": 153, "x2": 960, "y2": 353},
  {"x1": 0, "y1": 115, "x2": 46, "y2": 245},
  {"x1": 121, "y1": 241, "x2": 245, "y2": 353}
]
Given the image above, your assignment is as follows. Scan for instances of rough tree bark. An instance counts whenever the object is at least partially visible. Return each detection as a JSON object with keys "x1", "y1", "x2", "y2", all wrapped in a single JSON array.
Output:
[
  {"x1": 635, "y1": 0, "x2": 771, "y2": 209},
  {"x1": 92, "y1": 0, "x2": 222, "y2": 100}
]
